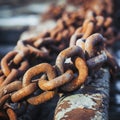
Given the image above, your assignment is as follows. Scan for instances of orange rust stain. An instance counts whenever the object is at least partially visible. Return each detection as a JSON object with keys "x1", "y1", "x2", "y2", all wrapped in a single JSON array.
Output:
[
  {"x1": 55, "y1": 101, "x2": 72, "y2": 115},
  {"x1": 61, "y1": 108, "x2": 95, "y2": 120}
]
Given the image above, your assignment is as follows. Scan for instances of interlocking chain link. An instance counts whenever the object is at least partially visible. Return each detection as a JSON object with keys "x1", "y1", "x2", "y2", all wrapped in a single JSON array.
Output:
[{"x1": 0, "y1": 0, "x2": 119, "y2": 119}]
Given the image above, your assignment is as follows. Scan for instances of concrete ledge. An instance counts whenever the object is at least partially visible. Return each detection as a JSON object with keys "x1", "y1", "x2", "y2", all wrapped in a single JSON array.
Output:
[{"x1": 54, "y1": 68, "x2": 110, "y2": 120}]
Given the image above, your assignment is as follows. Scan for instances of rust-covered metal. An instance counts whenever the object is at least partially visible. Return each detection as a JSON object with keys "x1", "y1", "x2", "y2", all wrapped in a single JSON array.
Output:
[
  {"x1": 60, "y1": 57, "x2": 88, "y2": 92},
  {"x1": 54, "y1": 69, "x2": 110, "y2": 120},
  {"x1": 55, "y1": 46, "x2": 84, "y2": 74},
  {"x1": 0, "y1": 0, "x2": 119, "y2": 119},
  {"x1": 38, "y1": 70, "x2": 74, "y2": 91},
  {"x1": 6, "y1": 108, "x2": 17, "y2": 120}
]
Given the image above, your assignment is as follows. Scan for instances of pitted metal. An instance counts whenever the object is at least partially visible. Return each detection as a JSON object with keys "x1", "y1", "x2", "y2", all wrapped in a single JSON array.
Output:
[{"x1": 0, "y1": 0, "x2": 119, "y2": 119}]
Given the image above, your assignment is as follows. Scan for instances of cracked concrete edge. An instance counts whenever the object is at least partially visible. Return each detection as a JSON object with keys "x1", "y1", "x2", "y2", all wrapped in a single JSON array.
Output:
[{"x1": 54, "y1": 68, "x2": 110, "y2": 120}]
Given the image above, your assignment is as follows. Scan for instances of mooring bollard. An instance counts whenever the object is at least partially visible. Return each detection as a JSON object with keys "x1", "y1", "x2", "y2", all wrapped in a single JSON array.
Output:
[{"x1": 54, "y1": 68, "x2": 110, "y2": 120}]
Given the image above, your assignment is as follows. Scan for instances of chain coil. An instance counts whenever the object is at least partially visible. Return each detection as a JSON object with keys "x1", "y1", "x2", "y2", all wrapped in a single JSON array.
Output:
[{"x1": 0, "y1": 0, "x2": 119, "y2": 119}]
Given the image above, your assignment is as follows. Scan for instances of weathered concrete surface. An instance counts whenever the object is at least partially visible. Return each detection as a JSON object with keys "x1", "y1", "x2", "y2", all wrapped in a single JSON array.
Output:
[{"x1": 54, "y1": 68, "x2": 110, "y2": 120}]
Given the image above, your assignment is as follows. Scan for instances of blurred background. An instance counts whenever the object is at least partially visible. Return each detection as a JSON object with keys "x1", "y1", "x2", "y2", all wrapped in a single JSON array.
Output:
[
  {"x1": 0, "y1": 0, "x2": 120, "y2": 120},
  {"x1": 0, "y1": 0, "x2": 57, "y2": 58}
]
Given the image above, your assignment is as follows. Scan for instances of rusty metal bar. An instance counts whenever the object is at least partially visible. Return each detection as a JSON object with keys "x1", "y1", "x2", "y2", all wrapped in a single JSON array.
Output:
[{"x1": 54, "y1": 68, "x2": 110, "y2": 120}]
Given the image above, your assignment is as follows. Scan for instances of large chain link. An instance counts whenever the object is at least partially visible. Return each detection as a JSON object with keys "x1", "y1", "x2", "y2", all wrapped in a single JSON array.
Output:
[{"x1": 0, "y1": 0, "x2": 120, "y2": 119}]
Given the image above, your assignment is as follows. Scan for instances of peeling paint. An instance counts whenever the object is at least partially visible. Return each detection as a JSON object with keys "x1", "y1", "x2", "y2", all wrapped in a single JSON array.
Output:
[
  {"x1": 91, "y1": 111, "x2": 102, "y2": 120},
  {"x1": 55, "y1": 94, "x2": 103, "y2": 120},
  {"x1": 61, "y1": 108, "x2": 95, "y2": 120},
  {"x1": 54, "y1": 69, "x2": 109, "y2": 120}
]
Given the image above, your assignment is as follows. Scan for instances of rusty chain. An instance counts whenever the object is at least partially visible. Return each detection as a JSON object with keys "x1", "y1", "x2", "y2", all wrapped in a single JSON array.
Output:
[{"x1": 0, "y1": 0, "x2": 120, "y2": 119}]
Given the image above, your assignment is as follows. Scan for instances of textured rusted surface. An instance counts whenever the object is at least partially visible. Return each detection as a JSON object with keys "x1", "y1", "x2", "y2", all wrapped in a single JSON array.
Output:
[
  {"x1": 0, "y1": 0, "x2": 119, "y2": 119},
  {"x1": 6, "y1": 108, "x2": 17, "y2": 120},
  {"x1": 58, "y1": 108, "x2": 95, "y2": 120},
  {"x1": 86, "y1": 52, "x2": 107, "y2": 69},
  {"x1": 54, "y1": 69, "x2": 110, "y2": 120},
  {"x1": 55, "y1": 46, "x2": 84, "y2": 74},
  {"x1": 38, "y1": 70, "x2": 74, "y2": 91},
  {"x1": 11, "y1": 83, "x2": 37, "y2": 102},
  {"x1": 60, "y1": 57, "x2": 88, "y2": 92},
  {"x1": 22, "y1": 63, "x2": 56, "y2": 87},
  {"x1": 85, "y1": 33, "x2": 104, "y2": 58},
  {"x1": 0, "y1": 81, "x2": 22, "y2": 98}
]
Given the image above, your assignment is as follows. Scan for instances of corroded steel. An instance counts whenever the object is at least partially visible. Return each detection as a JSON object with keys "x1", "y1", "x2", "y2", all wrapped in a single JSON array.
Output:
[
  {"x1": 54, "y1": 69, "x2": 110, "y2": 120},
  {"x1": 0, "y1": 0, "x2": 119, "y2": 119}
]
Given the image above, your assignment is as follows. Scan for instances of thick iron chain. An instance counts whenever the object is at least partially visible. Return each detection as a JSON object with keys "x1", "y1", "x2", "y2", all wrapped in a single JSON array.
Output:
[{"x1": 0, "y1": 0, "x2": 119, "y2": 119}]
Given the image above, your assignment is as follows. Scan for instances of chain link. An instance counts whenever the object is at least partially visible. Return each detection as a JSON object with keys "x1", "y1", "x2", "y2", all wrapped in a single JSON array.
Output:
[{"x1": 0, "y1": 0, "x2": 119, "y2": 119}]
